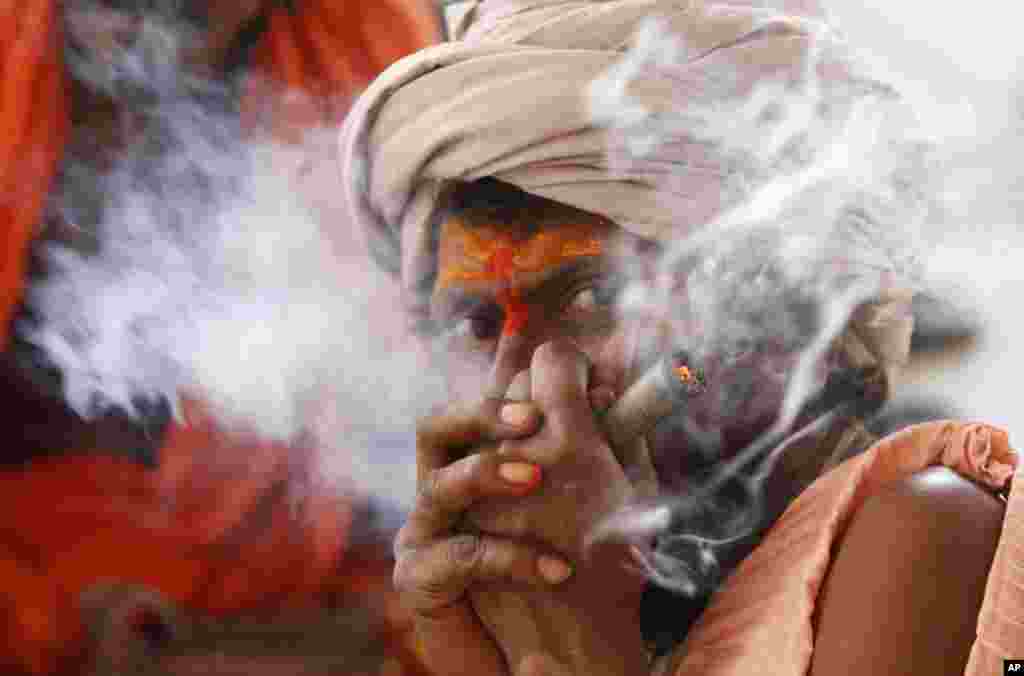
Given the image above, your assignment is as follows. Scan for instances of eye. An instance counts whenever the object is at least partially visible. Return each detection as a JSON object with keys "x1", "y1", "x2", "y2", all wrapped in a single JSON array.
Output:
[
  {"x1": 453, "y1": 305, "x2": 503, "y2": 341},
  {"x1": 569, "y1": 288, "x2": 599, "y2": 311},
  {"x1": 566, "y1": 277, "x2": 623, "y2": 313}
]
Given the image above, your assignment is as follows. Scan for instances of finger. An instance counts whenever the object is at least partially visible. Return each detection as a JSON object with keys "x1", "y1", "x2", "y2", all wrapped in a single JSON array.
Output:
[
  {"x1": 398, "y1": 453, "x2": 543, "y2": 550},
  {"x1": 416, "y1": 399, "x2": 540, "y2": 480},
  {"x1": 526, "y1": 341, "x2": 601, "y2": 465},
  {"x1": 394, "y1": 534, "x2": 574, "y2": 616},
  {"x1": 413, "y1": 603, "x2": 506, "y2": 676},
  {"x1": 485, "y1": 331, "x2": 530, "y2": 401},
  {"x1": 505, "y1": 369, "x2": 532, "y2": 401},
  {"x1": 462, "y1": 496, "x2": 535, "y2": 540},
  {"x1": 530, "y1": 340, "x2": 592, "y2": 423}
]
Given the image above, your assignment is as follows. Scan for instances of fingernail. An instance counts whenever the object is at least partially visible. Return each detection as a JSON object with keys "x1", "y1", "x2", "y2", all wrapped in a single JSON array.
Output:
[
  {"x1": 538, "y1": 556, "x2": 572, "y2": 584},
  {"x1": 499, "y1": 462, "x2": 540, "y2": 485},
  {"x1": 500, "y1": 403, "x2": 533, "y2": 427}
]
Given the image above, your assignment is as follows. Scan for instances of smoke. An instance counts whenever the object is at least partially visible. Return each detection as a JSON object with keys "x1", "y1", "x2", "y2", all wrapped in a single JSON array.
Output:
[
  {"x1": 827, "y1": 0, "x2": 1024, "y2": 432},
  {"x1": 26, "y1": 0, "x2": 1017, "y2": 605},
  {"x1": 585, "y1": 13, "x2": 935, "y2": 594},
  {"x1": 19, "y1": 2, "x2": 436, "y2": 505}
]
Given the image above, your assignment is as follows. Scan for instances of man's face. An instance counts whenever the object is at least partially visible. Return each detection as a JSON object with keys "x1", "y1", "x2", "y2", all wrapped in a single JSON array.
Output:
[{"x1": 419, "y1": 197, "x2": 664, "y2": 405}]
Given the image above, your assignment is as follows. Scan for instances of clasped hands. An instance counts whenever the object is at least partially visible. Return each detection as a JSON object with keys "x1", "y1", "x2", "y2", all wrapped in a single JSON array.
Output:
[{"x1": 394, "y1": 339, "x2": 656, "y2": 676}]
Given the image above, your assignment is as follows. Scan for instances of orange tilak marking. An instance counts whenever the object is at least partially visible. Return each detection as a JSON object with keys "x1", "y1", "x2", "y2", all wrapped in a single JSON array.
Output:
[{"x1": 438, "y1": 224, "x2": 604, "y2": 335}]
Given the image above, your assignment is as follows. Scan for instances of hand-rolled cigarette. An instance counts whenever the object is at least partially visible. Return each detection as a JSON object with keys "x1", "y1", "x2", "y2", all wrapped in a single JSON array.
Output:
[
  {"x1": 599, "y1": 351, "x2": 707, "y2": 449},
  {"x1": 500, "y1": 351, "x2": 707, "y2": 449}
]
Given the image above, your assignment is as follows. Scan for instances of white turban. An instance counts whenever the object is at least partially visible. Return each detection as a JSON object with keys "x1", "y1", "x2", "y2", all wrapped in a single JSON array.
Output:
[{"x1": 338, "y1": 0, "x2": 917, "y2": 377}]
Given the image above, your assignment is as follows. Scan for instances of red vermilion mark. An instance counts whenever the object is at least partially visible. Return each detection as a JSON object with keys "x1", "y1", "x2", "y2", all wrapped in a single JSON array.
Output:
[
  {"x1": 439, "y1": 225, "x2": 604, "y2": 336},
  {"x1": 488, "y1": 245, "x2": 530, "y2": 335}
]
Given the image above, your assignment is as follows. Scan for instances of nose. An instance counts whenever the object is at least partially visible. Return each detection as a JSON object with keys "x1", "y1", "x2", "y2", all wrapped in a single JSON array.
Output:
[
  {"x1": 488, "y1": 317, "x2": 582, "y2": 400},
  {"x1": 487, "y1": 331, "x2": 536, "y2": 399}
]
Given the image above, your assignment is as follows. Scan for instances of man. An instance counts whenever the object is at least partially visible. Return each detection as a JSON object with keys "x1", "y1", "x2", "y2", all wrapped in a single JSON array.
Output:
[
  {"x1": 339, "y1": 1, "x2": 1012, "y2": 674},
  {"x1": 0, "y1": 1, "x2": 442, "y2": 673}
]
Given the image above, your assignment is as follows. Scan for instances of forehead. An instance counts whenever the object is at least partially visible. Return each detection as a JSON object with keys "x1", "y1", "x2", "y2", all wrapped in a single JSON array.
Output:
[
  {"x1": 437, "y1": 218, "x2": 613, "y2": 278},
  {"x1": 435, "y1": 182, "x2": 619, "y2": 284}
]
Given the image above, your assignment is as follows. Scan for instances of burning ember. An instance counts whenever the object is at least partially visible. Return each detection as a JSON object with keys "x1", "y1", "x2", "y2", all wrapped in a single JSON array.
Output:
[{"x1": 670, "y1": 353, "x2": 706, "y2": 396}]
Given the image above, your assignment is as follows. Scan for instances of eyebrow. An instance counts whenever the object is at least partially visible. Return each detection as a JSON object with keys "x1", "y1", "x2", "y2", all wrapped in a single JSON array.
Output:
[{"x1": 431, "y1": 256, "x2": 606, "y2": 322}]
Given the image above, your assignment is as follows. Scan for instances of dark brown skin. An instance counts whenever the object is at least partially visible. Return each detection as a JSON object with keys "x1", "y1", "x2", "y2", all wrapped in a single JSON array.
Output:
[
  {"x1": 395, "y1": 338, "x2": 651, "y2": 676},
  {"x1": 397, "y1": 183, "x2": 1007, "y2": 675}
]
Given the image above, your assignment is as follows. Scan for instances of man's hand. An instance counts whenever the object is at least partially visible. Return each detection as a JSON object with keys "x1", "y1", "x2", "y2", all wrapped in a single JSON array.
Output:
[
  {"x1": 465, "y1": 340, "x2": 640, "y2": 553},
  {"x1": 393, "y1": 396, "x2": 576, "y2": 676},
  {"x1": 464, "y1": 339, "x2": 652, "y2": 676}
]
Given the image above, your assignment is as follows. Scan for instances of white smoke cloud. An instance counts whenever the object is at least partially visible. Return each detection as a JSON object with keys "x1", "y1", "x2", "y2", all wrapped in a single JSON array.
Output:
[
  {"x1": 583, "y1": 0, "x2": 1024, "y2": 598},
  {"x1": 584, "y1": 7, "x2": 941, "y2": 593},
  {"x1": 19, "y1": 4, "x2": 437, "y2": 507},
  {"x1": 826, "y1": 0, "x2": 1024, "y2": 431}
]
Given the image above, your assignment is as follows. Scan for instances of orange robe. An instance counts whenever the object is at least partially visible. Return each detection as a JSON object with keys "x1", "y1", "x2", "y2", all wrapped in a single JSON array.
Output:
[
  {"x1": 671, "y1": 421, "x2": 1019, "y2": 675},
  {"x1": 0, "y1": 2, "x2": 441, "y2": 673},
  {"x1": 0, "y1": 401, "x2": 424, "y2": 674}
]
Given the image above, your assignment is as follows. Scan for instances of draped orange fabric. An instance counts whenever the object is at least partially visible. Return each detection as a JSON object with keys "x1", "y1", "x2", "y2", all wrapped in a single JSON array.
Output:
[
  {"x1": 0, "y1": 0, "x2": 69, "y2": 348},
  {"x1": 0, "y1": 2, "x2": 441, "y2": 673},
  {"x1": 0, "y1": 400, "x2": 420, "y2": 674},
  {"x1": 249, "y1": 0, "x2": 443, "y2": 136},
  {"x1": 672, "y1": 421, "x2": 1018, "y2": 676}
]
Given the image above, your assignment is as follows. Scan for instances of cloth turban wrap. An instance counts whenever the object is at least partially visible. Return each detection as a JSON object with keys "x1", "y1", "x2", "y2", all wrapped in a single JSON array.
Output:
[{"x1": 339, "y1": 0, "x2": 920, "y2": 379}]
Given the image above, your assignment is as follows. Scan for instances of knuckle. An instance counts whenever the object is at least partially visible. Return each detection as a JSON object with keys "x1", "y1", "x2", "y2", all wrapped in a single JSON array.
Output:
[
  {"x1": 416, "y1": 402, "x2": 463, "y2": 445},
  {"x1": 541, "y1": 405, "x2": 585, "y2": 453},
  {"x1": 395, "y1": 551, "x2": 441, "y2": 599},
  {"x1": 457, "y1": 452, "x2": 487, "y2": 487},
  {"x1": 392, "y1": 555, "x2": 415, "y2": 594},
  {"x1": 415, "y1": 456, "x2": 489, "y2": 518},
  {"x1": 389, "y1": 557, "x2": 409, "y2": 594},
  {"x1": 393, "y1": 527, "x2": 412, "y2": 559},
  {"x1": 417, "y1": 468, "x2": 444, "y2": 511},
  {"x1": 415, "y1": 414, "x2": 440, "y2": 448},
  {"x1": 477, "y1": 397, "x2": 507, "y2": 428},
  {"x1": 466, "y1": 503, "x2": 532, "y2": 538},
  {"x1": 501, "y1": 507, "x2": 533, "y2": 538},
  {"x1": 545, "y1": 400, "x2": 579, "y2": 432},
  {"x1": 448, "y1": 534, "x2": 483, "y2": 571}
]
